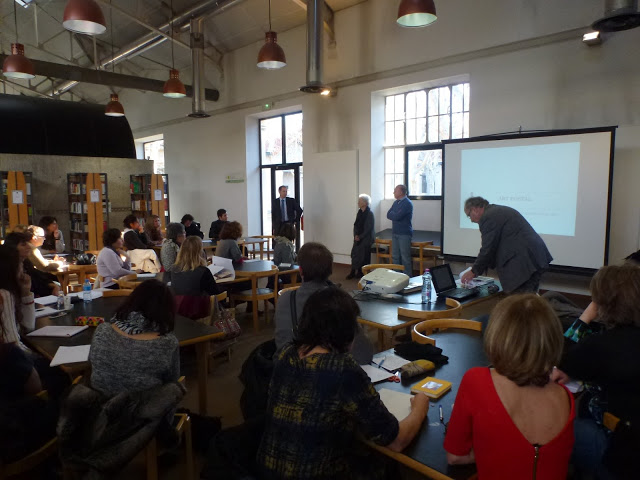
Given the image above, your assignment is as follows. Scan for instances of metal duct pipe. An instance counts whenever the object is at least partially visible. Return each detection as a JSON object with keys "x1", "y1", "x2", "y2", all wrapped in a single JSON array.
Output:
[
  {"x1": 47, "y1": 0, "x2": 244, "y2": 97},
  {"x1": 300, "y1": 0, "x2": 327, "y2": 93},
  {"x1": 189, "y1": 17, "x2": 209, "y2": 118},
  {"x1": 592, "y1": 0, "x2": 640, "y2": 31}
]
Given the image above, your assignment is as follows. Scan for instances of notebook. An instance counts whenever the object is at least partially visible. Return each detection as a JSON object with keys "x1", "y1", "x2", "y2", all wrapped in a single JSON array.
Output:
[
  {"x1": 430, "y1": 264, "x2": 478, "y2": 301},
  {"x1": 410, "y1": 376, "x2": 452, "y2": 399}
]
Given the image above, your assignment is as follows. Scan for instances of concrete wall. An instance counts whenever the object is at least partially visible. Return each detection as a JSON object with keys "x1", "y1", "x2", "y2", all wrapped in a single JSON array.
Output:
[
  {"x1": 116, "y1": 0, "x2": 638, "y2": 274},
  {"x1": 0, "y1": 154, "x2": 153, "y2": 246}
]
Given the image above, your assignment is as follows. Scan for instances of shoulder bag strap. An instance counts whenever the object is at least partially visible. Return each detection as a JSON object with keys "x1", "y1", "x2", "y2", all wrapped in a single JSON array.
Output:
[{"x1": 290, "y1": 290, "x2": 299, "y2": 337}]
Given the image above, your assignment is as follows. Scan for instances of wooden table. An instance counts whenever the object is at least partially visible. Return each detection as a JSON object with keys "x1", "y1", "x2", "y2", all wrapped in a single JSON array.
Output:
[
  {"x1": 355, "y1": 277, "x2": 502, "y2": 348},
  {"x1": 370, "y1": 329, "x2": 486, "y2": 480},
  {"x1": 55, "y1": 264, "x2": 98, "y2": 294},
  {"x1": 200, "y1": 238, "x2": 269, "y2": 259},
  {"x1": 26, "y1": 296, "x2": 224, "y2": 415}
]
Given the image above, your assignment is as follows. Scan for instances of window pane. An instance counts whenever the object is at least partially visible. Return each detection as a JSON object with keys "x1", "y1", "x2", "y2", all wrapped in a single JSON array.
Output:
[
  {"x1": 406, "y1": 118, "x2": 416, "y2": 144},
  {"x1": 385, "y1": 174, "x2": 395, "y2": 199},
  {"x1": 395, "y1": 174, "x2": 404, "y2": 190},
  {"x1": 144, "y1": 140, "x2": 165, "y2": 174},
  {"x1": 428, "y1": 89, "x2": 438, "y2": 117},
  {"x1": 261, "y1": 169, "x2": 272, "y2": 235},
  {"x1": 285, "y1": 113, "x2": 303, "y2": 164},
  {"x1": 385, "y1": 121, "x2": 394, "y2": 146},
  {"x1": 408, "y1": 149, "x2": 442, "y2": 196},
  {"x1": 416, "y1": 117, "x2": 427, "y2": 143},
  {"x1": 385, "y1": 149, "x2": 395, "y2": 174},
  {"x1": 452, "y1": 84, "x2": 463, "y2": 113},
  {"x1": 260, "y1": 117, "x2": 282, "y2": 165},
  {"x1": 416, "y1": 91, "x2": 427, "y2": 117},
  {"x1": 394, "y1": 94, "x2": 404, "y2": 120},
  {"x1": 439, "y1": 114, "x2": 450, "y2": 141},
  {"x1": 394, "y1": 148, "x2": 404, "y2": 174},
  {"x1": 464, "y1": 112, "x2": 470, "y2": 137},
  {"x1": 439, "y1": 86, "x2": 450, "y2": 115},
  {"x1": 394, "y1": 120, "x2": 404, "y2": 145},
  {"x1": 451, "y1": 113, "x2": 463, "y2": 139},
  {"x1": 406, "y1": 92, "x2": 416, "y2": 119},
  {"x1": 385, "y1": 96, "x2": 394, "y2": 121},
  {"x1": 464, "y1": 83, "x2": 470, "y2": 111},
  {"x1": 428, "y1": 116, "x2": 439, "y2": 143}
]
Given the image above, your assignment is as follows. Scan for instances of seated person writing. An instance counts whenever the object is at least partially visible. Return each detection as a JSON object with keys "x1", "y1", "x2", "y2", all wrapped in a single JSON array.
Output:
[
  {"x1": 182, "y1": 214, "x2": 204, "y2": 239},
  {"x1": 445, "y1": 294, "x2": 575, "y2": 479},
  {"x1": 215, "y1": 221, "x2": 247, "y2": 265},
  {"x1": 275, "y1": 242, "x2": 373, "y2": 364},
  {"x1": 97, "y1": 228, "x2": 138, "y2": 289},
  {"x1": 208, "y1": 209, "x2": 228, "y2": 241},
  {"x1": 552, "y1": 264, "x2": 640, "y2": 479},
  {"x1": 257, "y1": 287, "x2": 429, "y2": 480},
  {"x1": 164, "y1": 236, "x2": 218, "y2": 319},
  {"x1": 38, "y1": 216, "x2": 66, "y2": 254}
]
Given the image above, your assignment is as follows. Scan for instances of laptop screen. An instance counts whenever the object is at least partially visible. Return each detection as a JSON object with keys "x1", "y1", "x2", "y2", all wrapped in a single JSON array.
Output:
[{"x1": 430, "y1": 264, "x2": 457, "y2": 293}]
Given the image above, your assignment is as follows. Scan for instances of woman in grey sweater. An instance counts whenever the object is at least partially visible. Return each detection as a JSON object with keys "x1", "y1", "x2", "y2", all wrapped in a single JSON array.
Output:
[
  {"x1": 160, "y1": 222, "x2": 186, "y2": 270},
  {"x1": 215, "y1": 221, "x2": 246, "y2": 265}
]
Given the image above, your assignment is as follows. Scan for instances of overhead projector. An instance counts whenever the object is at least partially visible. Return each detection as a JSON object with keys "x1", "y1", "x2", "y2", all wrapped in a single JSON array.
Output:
[{"x1": 359, "y1": 268, "x2": 410, "y2": 294}]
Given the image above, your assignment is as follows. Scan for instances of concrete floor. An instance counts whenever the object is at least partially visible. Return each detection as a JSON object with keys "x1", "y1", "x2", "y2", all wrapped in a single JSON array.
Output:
[{"x1": 117, "y1": 262, "x2": 502, "y2": 479}]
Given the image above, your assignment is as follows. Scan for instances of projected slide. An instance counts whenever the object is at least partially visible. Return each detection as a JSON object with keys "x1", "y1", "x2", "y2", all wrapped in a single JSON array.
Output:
[{"x1": 459, "y1": 143, "x2": 580, "y2": 236}]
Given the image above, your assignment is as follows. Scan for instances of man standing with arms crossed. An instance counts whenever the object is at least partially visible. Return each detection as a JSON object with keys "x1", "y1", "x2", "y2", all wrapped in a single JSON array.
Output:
[
  {"x1": 386, "y1": 185, "x2": 413, "y2": 275},
  {"x1": 460, "y1": 196, "x2": 552, "y2": 293}
]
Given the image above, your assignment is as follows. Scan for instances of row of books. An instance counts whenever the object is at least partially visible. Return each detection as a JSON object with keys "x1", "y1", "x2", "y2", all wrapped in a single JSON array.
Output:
[
  {"x1": 71, "y1": 238, "x2": 89, "y2": 251},
  {"x1": 70, "y1": 202, "x2": 89, "y2": 214},
  {"x1": 70, "y1": 220, "x2": 89, "y2": 233},
  {"x1": 69, "y1": 183, "x2": 107, "y2": 195},
  {"x1": 2, "y1": 179, "x2": 32, "y2": 196}
]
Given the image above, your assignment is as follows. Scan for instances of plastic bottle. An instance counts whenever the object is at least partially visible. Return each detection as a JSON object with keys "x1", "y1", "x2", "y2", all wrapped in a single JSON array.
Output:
[
  {"x1": 57, "y1": 292, "x2": 65, "y2": 310},
  {"x1": 82, "y1": 279, "x2": 92, "y2": 303},
  {"x1": 421, "y1": 268, "x2": 432, "y2": 304}
]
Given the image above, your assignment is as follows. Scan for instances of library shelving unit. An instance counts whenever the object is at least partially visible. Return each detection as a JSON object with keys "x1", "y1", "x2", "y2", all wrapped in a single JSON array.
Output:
[
  {"x1": 67, "y1": 173, "x2": 109, "y2": 253},
  {"x1": 1, "y1": 171, "x2": 33, "y2": 238},
  {"x1": 130, "y1": 174, "x2": 170, "y2": 230}
]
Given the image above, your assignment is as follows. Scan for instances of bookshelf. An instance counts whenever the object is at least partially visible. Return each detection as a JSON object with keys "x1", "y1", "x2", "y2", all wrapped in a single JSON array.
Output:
[
  {"x1": 130, "y1": 174, "x2": 170, "y2": 230},
  {"x1": 1, "y1": 171, "x2": 33, "y2": 237},
  {"x1": 67, "y1": 173, "x2": 109, "y2": 253}
]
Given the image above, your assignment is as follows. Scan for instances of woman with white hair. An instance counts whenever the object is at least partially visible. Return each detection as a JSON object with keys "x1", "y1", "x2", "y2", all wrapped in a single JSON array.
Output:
[{"x1": 347, "y1": 194, "x2": 375, "y2": 279}]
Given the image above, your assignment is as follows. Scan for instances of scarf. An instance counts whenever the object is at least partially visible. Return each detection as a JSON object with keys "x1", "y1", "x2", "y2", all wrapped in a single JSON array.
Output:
[{"x1": 111, "y1": 311, "x2": 159, "y2": 335}]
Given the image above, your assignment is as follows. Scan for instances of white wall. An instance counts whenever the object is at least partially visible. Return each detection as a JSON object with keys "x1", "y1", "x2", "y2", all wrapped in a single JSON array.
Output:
[{"x1": 128, "y1": 0, "x2": 640, "y2": 266}]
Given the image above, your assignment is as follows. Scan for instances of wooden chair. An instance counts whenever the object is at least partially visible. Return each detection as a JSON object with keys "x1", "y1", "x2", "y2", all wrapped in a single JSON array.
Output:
[
  {"x1": 374, "y1": 238, "x2": 393, "y2": 263},
  {"x1": 278, "y1": 285, "x2": 301, "y2": 297},
  {"x1": 412, "y1": 318, "x2": 482, "y2": 346},
  {"x1": 361, "y1": 264, "x2": 405, "y2": 275},
  {"x1": 144, "y1": 376, "x2": 193, "y2": 480},
  {"x1": 114, "y1": 273, "x2": 139, "y2": 289},
  {"x1": 247, "y1": 235, "x2": 274, "y2": 260},
  {"x1": 0, "y1": 391, "x2": 57, "y2": 479},
  {"x1": 230, "y1": 266, "x2": 279, "y2": 333},
  {"x1": 398, "y1": 297, "x2": 462, "y2": 320},
  {"x1": 413, "y1": 242, "x2": 442, "y2": 274},
  {"x1": 102, "y1": 289, "x2": 134, "y2": 297}
]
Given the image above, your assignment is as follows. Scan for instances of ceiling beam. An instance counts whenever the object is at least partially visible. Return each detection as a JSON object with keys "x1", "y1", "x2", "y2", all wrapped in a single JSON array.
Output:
[
  {"x1": 290, "y1": 0, "x2": 335, "y2": 44},
  {"x1": 0, "y1": 55, "x2": 220, "y2": 101}
]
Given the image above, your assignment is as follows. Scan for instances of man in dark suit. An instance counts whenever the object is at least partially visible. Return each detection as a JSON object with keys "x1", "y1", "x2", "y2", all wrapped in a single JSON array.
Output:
[
  {"x1": 271, "y1": 185, "x2": 303, "y2": 235},
  {"x1": 460, "y1": 196, "x2": 552, "y2": 293}
]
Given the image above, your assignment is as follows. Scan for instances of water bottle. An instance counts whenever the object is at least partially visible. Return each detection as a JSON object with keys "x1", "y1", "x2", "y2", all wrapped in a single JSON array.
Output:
[
  {"x1": 57, "y1": 292, "x2": 65, "y2": 310},
  {"x1": 82, "y1": 279, "x2": 92, "y2": 303},
  {"x1": 421, "y1": 268, "x2": 432, "y2": 304}
]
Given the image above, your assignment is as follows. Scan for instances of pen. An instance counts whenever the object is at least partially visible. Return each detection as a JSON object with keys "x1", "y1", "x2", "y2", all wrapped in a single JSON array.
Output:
[
  {"x1": 378, "y1": 356, "x2": 386, "y2": 369},
  {"x1": 439, "y1": 405, "x2": 444, "y2": 423}
]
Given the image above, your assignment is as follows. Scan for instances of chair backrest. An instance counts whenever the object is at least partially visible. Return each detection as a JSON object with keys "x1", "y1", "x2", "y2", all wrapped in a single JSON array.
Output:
[
  {"x1": 374, "y1": 239, "x2": 392, "y2": 262},
  {"x1": 398, "y1": 297, "x2": 462, "y2": 320},
  {"x1": 114, "y1": 273, "x2": 138, "y2": 289},
  {"x1": 412, "y1": 318, "x2": 482, "y2": 345},
  {"x1": 361, "y1": 264, "x2": 405, "y2": 275},
  {"x1": 278, "y1": 285, "x2": 300, "y2": 297},
  {"x1": 102, "y1": 289, "x2": 134, "y2": 297}
]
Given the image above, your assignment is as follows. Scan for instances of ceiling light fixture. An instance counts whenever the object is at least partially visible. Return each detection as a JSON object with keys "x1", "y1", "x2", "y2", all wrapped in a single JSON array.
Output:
[
  {"x1": 3, "y1": 2, "x2": 35, "y2": 79},
  {"x1": 397, "y1": 0, "x2": 438, "y2": 28},
  {"x1": 257, "y1": 0, "x2": 286, "y2": 69},
  {"x1": 105, "y1": 1, "x2": 124, "y2": 116},
  {"x1": 63, "y1": 0, "x2": 106, "y2": 35},
  {"x1": 163, "y1": 0, "x2": 186, "y2": 98}
]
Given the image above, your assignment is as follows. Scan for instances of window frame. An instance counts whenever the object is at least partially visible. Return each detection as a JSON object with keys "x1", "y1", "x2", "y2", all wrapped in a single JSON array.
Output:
[
  {"x1": 143, "y1": 138, "x2": 165, "y2": 174},
  {"x1": 405, "y1": 143, "x2": 444, "y2": 200}
]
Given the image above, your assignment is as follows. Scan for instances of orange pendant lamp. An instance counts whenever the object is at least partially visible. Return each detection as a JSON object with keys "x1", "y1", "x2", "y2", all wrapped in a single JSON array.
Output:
[
  {"x1": 105, "y1": 93, "x2": 125, "y2": 117},
  {"x1": 163, "y1": 0, "x2": 186, "y2": 98},
  {"x1": 397, "y1": 0, "x2": 438, "y2": 28},
  {"x1": 3, "y1": 2, "x2": 35, "y2": 79},
  {"x1": 63, "y1": 0, "x2": 107, "y2": 35},
  {"x1": 257, "y1": 0, "x2": 286, "y2": 69}
]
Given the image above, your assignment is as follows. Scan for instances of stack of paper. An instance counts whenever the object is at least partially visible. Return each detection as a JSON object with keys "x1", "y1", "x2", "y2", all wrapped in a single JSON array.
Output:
[
  {"x1": 210, "y1": 257, "x2": 236, "y2": 282},
  {"x1": 50, "y1": 345, "x2": 91, "y2": 367},
  {"x1": 34, "y1": 306, "x2": 61, "y2": 319},
  {"x1": 378, "y1": 388, "x2": 413, "y2": 421},
  {"x1": 70, "y1": 290, "x2": 103, "y2": 300},
  {"x1": 27, "y1": 325, "x2": 89, "y2": 337},
  {"x1": 360, "y1": 364, "x2": 393, "y2": 383},
  {"x1": 372, "y1": 353, "x2": 411, "y2": 371},
  {"x1": 34, "y1": 295, "x2": 59, "y2": 306}
]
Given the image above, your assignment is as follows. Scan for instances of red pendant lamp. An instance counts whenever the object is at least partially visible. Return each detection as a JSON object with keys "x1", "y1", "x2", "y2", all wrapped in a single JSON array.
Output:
[
  {"x1": 397, "y1": 0, "x2": 438, "y2": 28},
  {"x1": 163, "y1": 0, "x2": 186, "y2": 98},
  {"x1": 257, "y1": 0, "x2": 286, "y2": 69},
  {"x1": 63, "y1": 0, "x2": 107, "y2": 35},
  {"x1": 3, "y1": 2, "x2": 35, "y2": 79},
  {"x1": 105, "y1": 93, "x2": 125, "y2": 117}
]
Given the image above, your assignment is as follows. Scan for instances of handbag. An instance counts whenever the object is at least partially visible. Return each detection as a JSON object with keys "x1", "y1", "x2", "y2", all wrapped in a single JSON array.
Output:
[{"x1": 211, "y1": 298, "x2": 241, "y2": 339}]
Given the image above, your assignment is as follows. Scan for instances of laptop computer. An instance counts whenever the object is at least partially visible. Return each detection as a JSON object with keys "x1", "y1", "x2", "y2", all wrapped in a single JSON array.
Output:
[{"x1": 430, "y1": 264, "x2": 478, "y2": 301}]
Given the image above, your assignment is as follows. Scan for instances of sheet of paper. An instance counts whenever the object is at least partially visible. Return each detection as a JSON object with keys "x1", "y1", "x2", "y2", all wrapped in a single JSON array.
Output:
[
  {"x1": 564, "y1": 379, "x2": 584, "y2": 394},
  {"x1": 208, "y1": 264, "x2": 224, "y2": 275},
  {"x1": 27, "y1": 325, "x2": 89, "y2": 337},
  {"x1": 154, "y1": 189, "x2": 163, "y2": 201},
  {"x1": 11, "y1": 190, "x2": 24, "y2": 204},
  {"x1": 89, "y1": 189, "x2": 100, "y2": 202},
  {"x1": 34, "y1": 306, "x2": 60, "y2": 318},
  {"x1": 378, "y1": 388, "x2": 413, "y2": 421},
  {"x1": 212, "y1": 256, "x2": 235, "y2": 281},
  {"x1": 372, "y1": 353, "x2": 410, "y2": 371},
  {"x1": 35, "y1": 295, "x2": 59, "y2": 306},
  {"x1": 136, "y1": 273, "x2": 156, "y2": 278},
  {"x1": 70, "y1": 290, "x2": 103, "y2": 300},
  {"x1": 360, "y1": 364, "x2": 393, "y2": 383},
  {"x1": 50, "y1": 345, "x2": 91, "y2": 367}
]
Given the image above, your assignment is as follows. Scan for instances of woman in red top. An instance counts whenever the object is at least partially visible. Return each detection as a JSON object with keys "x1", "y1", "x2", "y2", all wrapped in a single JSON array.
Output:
[{"x1": 444, "y1": 294, "x2": 575, "y2": 479}]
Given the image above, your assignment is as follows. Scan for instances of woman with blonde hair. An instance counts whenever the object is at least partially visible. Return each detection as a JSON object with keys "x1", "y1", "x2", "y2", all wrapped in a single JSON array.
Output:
[
  {"x1": 444, "y1": 294, "x2": 575, "y2": 479},
  {"x1": 164, "y1": 236, "x2": 218, "y2": 319}
]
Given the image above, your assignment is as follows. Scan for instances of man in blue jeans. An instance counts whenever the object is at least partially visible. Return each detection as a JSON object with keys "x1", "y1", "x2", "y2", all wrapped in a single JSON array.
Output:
[{"x1": 386, "y1": 184, "x2": 413, "y2": 275}]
